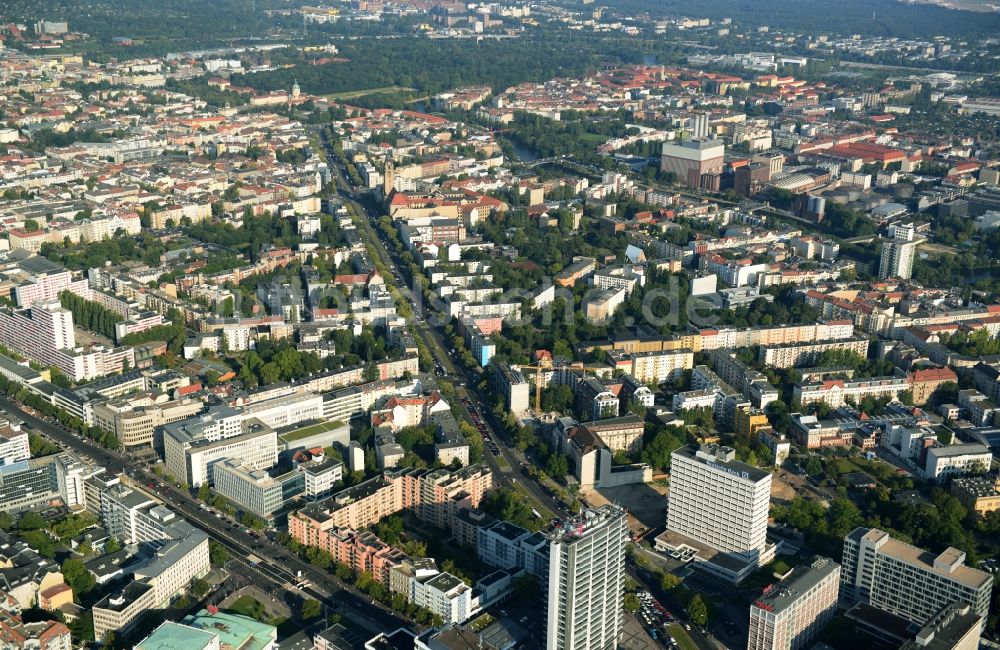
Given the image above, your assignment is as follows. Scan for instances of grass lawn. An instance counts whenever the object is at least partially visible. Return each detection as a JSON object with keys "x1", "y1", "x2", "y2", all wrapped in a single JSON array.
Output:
[
  {"x1": 280, "y1": 420, "x2": 346, "y2": 441},
  {"x1": 227, "y1": 595, "x2": 265, "y2": 621},
  {"x1": 322, "y1": 85, "x2": 415, "y2": 100},
  {"x1": 667, "y1": 623, "x2": 699, "y2": 650}
]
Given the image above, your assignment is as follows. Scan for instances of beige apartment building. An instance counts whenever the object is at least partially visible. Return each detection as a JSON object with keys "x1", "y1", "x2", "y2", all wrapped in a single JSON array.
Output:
[
  {"x1": 292, "y1": 464, "x2": 494, "y2": 539},
  {"x1": 759, "y1": 336, "x2": 870, "y2": 369},
  {"x1": 93, "y1": 398, "x2": 204, "y2": 449}
]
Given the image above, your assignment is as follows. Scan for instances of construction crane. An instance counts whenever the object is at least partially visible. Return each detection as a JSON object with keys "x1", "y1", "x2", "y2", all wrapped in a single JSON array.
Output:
[{"x1": 516, "y1": 361, "x2": 614, "y2": 414}]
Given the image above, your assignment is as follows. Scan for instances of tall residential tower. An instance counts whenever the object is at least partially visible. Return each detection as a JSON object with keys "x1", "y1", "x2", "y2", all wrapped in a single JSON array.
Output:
[{"x1": 544, "y1": 505, "x2": 628, "y2": 650}]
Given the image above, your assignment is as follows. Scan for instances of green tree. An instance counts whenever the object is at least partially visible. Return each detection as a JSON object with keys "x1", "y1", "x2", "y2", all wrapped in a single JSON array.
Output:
[
  {"x1": 660, "y1": 572, "x2": 682, "y2": 591},
  {"x1": 240, "y1": 513, "x2": 266, "y2": 531},
  {"x1": 687, "y1": 593, "x2": 709, "y2": 627},
  {"x1": 301, "y1": 598, "x2": 322, "y2": 620},
  {"x1": 624, "y1": 592, "x2": 641, "y2": 614},
  {"x1": 546, "y1": 453, "x2": 569, "y2": 479},
  {"x1": 18, "y1": 511, "x2": 46, "y2": 531},
  {"x1": 62, "y1": 558, "x2": 96, "y2": 598},
  {"x1": 541, "y1": 384, "x2": 574, "y2": 413},
  {"x1": 69, "y1": 611, "x2": 94, "y2": 642},
  {"x1": 209, "y1": 540, "x2": 230, "y2": 567},
  {"x1": 192, "y1": 577, "x2": 211, "y2": 598},
  {"x1": 375, "y1": 515, "x2": 404, "y2": 545},
  {"x1": 641, "y1": 426, "x2": 688, "y2": 471}
]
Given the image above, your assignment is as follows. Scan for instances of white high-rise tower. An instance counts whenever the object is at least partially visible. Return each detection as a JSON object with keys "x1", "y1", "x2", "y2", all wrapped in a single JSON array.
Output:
[
  {"x1": 660, "y1": 444, "x2": 774, "y2": 582},
  {"x1": 544, "y1": 505, "x2": 628, "y2": 650}
]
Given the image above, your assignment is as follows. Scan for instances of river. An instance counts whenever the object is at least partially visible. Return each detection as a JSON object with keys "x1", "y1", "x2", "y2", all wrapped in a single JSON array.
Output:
[{"x1": 508, "y1": 139, "x2": 541, "y2": 162}]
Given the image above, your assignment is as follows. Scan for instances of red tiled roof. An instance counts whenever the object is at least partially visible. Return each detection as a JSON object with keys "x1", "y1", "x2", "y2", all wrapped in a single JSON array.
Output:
[{"x1": 908, "y1": 367, "x2": 957, "y2": 383}]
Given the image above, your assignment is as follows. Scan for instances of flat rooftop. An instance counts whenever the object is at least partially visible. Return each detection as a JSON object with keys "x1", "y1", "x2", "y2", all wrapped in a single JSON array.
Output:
[
  {"x1": 850, "y1": 527, "x2": 991, "y2": 590},
  {"x1": 751, "y1": 557, "x2": 839, "y2": 613},
  {"x1": 136, "y1": 622, "x2": 217, "y2": 650},
  {"x1": 673, "y1": 443, "x2": 771, "y2": 483}
]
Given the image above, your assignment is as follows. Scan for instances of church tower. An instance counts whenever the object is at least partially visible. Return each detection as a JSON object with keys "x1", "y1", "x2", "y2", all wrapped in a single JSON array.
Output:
[{"x1": 383, "y1": 159, "x2": 395, "y2": 197}]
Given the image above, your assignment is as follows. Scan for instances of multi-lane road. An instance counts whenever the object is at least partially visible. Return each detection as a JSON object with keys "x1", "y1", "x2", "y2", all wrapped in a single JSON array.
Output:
[
  {"x1": 316, "y1": 131, "x2": 566, "y2": 520},
  {"x1": 0, "y1": 395, "x2": 409, "y2": 637}
]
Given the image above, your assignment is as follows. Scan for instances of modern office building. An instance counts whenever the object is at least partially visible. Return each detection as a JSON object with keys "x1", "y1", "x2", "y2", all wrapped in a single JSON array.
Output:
[
  {"x1": 101, "y1": 483, "x2": 186, "y2": 544},
  {"x1": 410, "y1": 571, "x2": 473, "y2": 625},
  {"x1": 213, "y1": 459, "x2": 305, "y2": 517},
  {"x1": 544, "y1": 505, "x2": 627, "y2": 650},
  {"x1": 659, "y1": 444, "x2": 773, "y2": 582},
  {"x1": 747, "y1": 557, "x2": 841, "y2": 650},
  {"x1": 321, "y1": 379, "x2": 397, "y2": 422},
  {"x1": 163, "y1": 408, "x2": 278, "y2": 487},
  {"x1": 92, "y1": 581, "x2": 158, "y2": 642},
  {"x1": 297, "y1": 454, "x2": 345, "y2": 500},
  {"x1": 477, "y1": 520, "x2": 532, "y2": 571},
  {"x1": 240, "y1": 393, "x2": 325, "y2": 430},
  {"x1": 92, "y1": 397, "x2": 204, "y2": 451},
  {"x1": 897, "y1": 602, "x2": 984, "y2": 650},
  {"x1": 0, "y1": 452, "x2": 87, "y2": 512},
  {"x1": 924, "y1": 443, "x2": 993, "y2": 481},
  {"x1": 840, "y1": 527, "x2": 993, "y2": 625}
]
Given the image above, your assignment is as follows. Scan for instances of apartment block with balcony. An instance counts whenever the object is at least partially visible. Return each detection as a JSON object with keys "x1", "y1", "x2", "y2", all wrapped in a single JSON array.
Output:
[{"x1": 840, "y1": 527, "x2": 992, "y2": 625}]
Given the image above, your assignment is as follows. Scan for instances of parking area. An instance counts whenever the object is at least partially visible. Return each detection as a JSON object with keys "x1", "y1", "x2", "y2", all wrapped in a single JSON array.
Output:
[{"x1": 635, "y1": 589, "x2": 686, "y2": 648}]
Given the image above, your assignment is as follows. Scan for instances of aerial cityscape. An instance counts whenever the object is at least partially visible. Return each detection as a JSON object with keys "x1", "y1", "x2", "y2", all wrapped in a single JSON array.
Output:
[{"x1": 0, "y1": 0, "x2": 999, "y2": 649}]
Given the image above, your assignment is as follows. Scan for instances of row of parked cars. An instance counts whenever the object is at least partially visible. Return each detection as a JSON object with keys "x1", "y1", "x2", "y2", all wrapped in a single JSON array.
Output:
[
  {"x1": 461, "y1": 396, "x2": 501, "y2": 456},
  {"x1": 638, "y1": 591, "x2": 685, "y2": 648}
]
